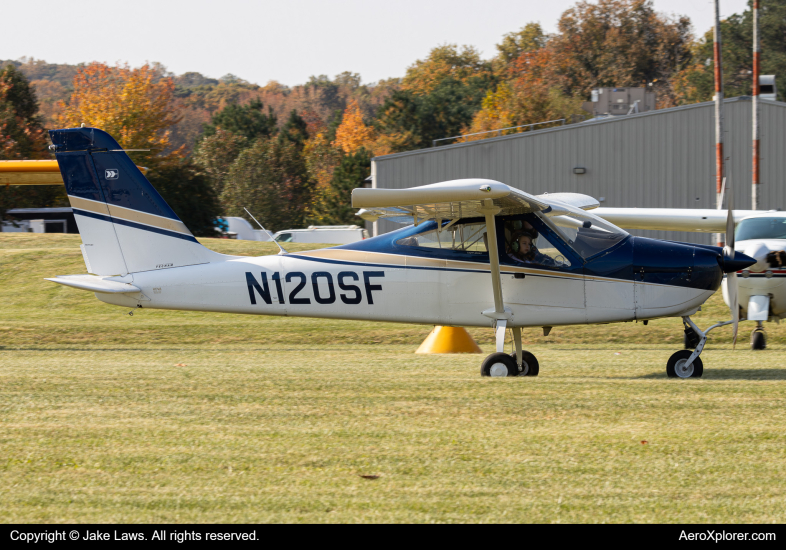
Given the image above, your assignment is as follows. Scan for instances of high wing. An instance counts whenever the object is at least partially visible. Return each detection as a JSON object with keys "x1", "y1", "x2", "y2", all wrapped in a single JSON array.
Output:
[
  {"x1": 592, "y1": 207, "x2": 760, "y2": 233},
  {"x1": 353, "y1": 179, "x2": 599, "y2": 223},
  {"x1": 352, "y1": 178, "x2": 602, "y2": 364}
]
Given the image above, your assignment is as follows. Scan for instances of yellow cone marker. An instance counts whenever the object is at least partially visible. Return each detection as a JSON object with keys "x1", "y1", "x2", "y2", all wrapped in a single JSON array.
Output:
[{"x1": 415, "y1": 326, "x2": 482, "y2": 354}]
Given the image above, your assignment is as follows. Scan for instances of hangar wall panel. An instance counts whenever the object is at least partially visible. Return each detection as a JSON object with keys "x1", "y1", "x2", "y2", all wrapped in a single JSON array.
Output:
[{"x1": 373, "y1": 97, "x2": 786, "y2": 243}]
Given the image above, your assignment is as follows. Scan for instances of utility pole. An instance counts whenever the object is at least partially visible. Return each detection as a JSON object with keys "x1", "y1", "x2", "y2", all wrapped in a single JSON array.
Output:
[
  {"x1": 752, "y1": 0, "x2": 761, "y2": 210},
  {"x1": 714, "y1": 0, "x2": 725, "y2": 245}
]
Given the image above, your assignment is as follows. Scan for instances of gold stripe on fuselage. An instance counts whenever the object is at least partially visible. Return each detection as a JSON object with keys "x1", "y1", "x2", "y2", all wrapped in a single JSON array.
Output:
[{"x1": 294, "y1": 249, "x2": 591, "y2": 281}]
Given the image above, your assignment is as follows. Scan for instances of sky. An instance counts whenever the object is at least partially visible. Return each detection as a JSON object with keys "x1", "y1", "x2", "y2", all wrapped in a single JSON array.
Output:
[{"x1": 1, "y1": 0, "x2": 750, "y2": 87}]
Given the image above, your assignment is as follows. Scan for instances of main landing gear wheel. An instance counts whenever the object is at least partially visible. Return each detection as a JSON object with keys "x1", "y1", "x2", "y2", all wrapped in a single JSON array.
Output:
[
  {"x1": 481, "y1": 353, "x2": 519, "y2": 377},
  {"x1": 751, "y1": 329, "x2": 767, "y2": 350},
  {"x1": 509, "y1": 351, "x2": 539, "y2": 376},
  {"x1": 666, "y1": 350, "x2": 704, "y2": 379}
]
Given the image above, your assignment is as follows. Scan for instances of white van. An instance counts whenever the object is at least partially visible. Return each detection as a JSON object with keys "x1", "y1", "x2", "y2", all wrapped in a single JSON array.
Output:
[
  {"x1": 272, "y1": 225, "x2": 368, "y2": 244},
  {"x1": 221, "y1": 217, "x2": 273, "y2": 241}
]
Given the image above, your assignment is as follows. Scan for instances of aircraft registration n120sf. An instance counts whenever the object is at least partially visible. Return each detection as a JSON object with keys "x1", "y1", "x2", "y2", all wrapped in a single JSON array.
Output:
[{"x1": 45, "y1": 127, "x2": 754, "y2": 379}]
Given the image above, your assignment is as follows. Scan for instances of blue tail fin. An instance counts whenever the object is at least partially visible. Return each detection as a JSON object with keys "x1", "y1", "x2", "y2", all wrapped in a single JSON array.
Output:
[{"x1": 50, "y1": 127, "x2": 219, "y2": 276}]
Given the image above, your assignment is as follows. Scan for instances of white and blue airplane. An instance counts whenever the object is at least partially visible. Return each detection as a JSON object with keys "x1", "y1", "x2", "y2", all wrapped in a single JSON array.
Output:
[{"x1": 45, "y1": 127, "x2": 754, "y2": 379}]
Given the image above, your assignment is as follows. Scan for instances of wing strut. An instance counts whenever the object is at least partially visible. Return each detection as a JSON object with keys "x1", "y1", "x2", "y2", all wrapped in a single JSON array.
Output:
[{"x1": 480, "y1": 199, "x2": 512, "y2": 353}]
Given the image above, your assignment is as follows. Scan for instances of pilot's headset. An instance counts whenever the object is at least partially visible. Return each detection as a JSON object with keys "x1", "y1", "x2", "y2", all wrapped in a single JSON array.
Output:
[{"x1": 511, "y1": 230, "x2": 536, "y2": 253}]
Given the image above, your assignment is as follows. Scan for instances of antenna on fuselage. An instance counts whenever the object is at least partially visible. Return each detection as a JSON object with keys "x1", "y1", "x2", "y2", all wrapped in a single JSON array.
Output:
[{"x1": 244, "y1": 207, "x2": 287, "y2": 255}]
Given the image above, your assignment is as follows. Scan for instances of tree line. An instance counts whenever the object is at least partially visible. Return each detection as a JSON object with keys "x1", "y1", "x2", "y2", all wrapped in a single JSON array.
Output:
[{"x1": 2, "y1": 0, "x2": 786, "y2": 235}]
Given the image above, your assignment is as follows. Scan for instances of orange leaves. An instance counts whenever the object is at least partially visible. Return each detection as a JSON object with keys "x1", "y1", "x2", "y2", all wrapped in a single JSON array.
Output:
[
  {"x1": 57, "y1": 63, "x2": 181, "y2": 159},
  {"x1": 333, "y1": 99, "x2": 375, "y2": 154}
]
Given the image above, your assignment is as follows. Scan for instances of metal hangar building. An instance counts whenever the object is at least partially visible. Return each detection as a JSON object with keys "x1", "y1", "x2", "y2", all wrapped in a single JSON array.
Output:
[{"x1": 369, "y1": 96, "x2": 786, "y2": 244}]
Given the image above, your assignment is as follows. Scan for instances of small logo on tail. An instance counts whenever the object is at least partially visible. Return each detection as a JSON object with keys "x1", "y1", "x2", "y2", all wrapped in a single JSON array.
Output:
[{"x1": 105, "y1": 169, "x2": 119, "y2": 180}]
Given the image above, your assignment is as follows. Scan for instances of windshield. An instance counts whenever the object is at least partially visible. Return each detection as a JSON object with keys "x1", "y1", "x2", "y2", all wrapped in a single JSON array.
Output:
[
  {"x1": 540, "y1": 209, "x2": 628, "y2": 259},
  {"x1": 736, "y1": 217, "x2": 786, "y2": 241}
]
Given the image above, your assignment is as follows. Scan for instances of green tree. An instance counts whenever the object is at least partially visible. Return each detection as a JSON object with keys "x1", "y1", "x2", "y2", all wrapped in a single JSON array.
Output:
[
  {"x1": 310, "y1": 149, "x2": 371, "y2": 225},
  {"x1": 0, "y1": 64, "x2": 48, "y2": 159},
  {"x1": 201, "y1": 99, "x2": 277, "y2": 141},
  {"x1": 376, "y1": 76, "x2": 493, "y2": 151},
  {"x1": 192, "y1": 128, "x2": 249, "y2": 199},
  {"x1": 0, "y1": 64, "x2": 65, "y2": 220},
  {"x1": 277, "y1": 109, "x2": 309, "y2": 149},
  {"x1": 402, "y1": 44, "x2": 494, "y2": 96},
  {"x1": 146, "y1": 159, "x2": 222, "y2": 237},
  {"x1": 495, "y1": 23, "x2": 548, "y2": 67},
  {"x1": 221, "y1": 138, "x2": 313, "y2": 232},
  {"x1": 675, "y1": 0, "x2": 786, "y2": 104}
]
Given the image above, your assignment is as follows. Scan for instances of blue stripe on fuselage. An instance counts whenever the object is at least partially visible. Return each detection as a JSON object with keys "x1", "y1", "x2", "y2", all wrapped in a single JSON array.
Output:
[{"x1": 72, "y1": 208, "x2": 199, "y2": 243}]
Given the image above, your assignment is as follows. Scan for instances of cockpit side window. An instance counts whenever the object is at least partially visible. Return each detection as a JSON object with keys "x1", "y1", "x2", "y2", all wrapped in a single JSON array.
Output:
[
  {"x1": 396, "y1": 221, "x2": 488, "y2": 255},
  {"x1": 502, "y1": 216, "x2": 573, "y2": 268}
]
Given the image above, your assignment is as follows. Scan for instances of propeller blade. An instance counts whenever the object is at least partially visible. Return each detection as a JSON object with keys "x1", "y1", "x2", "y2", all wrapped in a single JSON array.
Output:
[
  {"x1": 721, "y1": 175, "x2": 739, "y2": 348},
  {"x1": 727, "y1": 271, "x2": 739, "y2": 349},
  {"x1": 726, "y1": 178, "x2": 734, "y2": 253}
]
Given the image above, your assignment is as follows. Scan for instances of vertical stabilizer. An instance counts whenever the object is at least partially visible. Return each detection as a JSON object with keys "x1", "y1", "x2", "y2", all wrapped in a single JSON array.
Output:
[{"x1": 50, "y1": 127, "x2": 221, "y2": 275}]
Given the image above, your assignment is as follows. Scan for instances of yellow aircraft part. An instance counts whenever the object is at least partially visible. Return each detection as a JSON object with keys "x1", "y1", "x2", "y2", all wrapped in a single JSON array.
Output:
[
  {"x1": 0, "y1": 160, "x2": 63, "y2": 186},
  {"x1": 0, "y1": 159, "x2": 146, "y2": 186},
  {"x1": 415, "y1": 326, "x2": 482, "y2": 354}
]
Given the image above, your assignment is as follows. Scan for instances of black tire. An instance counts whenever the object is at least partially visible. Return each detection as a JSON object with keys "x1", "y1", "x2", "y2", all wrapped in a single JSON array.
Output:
[
  {"x1": 481, "y1": 353, "x2": 519, "y2": 377},
  {"x1": 509, "y1": 351, "x2": 540, "y2": 376},
  {"x1": 666, "y1": 350, "x2": 704, "y2": 379},
  {"x1": 751, "y1": 330, "x2": 767, "y2": 350}
]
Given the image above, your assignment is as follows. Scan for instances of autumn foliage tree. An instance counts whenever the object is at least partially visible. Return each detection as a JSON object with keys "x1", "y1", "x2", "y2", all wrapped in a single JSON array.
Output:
[
  {"x1": 333, "y1": 99, "x2": 376, "y2": 153},
  {"x1": 549, "y1": 0, "x2": 693, "y2": 107},
  {"x1": 57, "y1": 63, "x2": 181, "y2": 163}
]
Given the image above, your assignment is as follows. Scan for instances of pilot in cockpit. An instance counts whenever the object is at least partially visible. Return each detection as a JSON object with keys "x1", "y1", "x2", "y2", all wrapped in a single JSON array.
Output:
[{"x1": 508, "y1": 230, "x2": 557, "y2": 267}]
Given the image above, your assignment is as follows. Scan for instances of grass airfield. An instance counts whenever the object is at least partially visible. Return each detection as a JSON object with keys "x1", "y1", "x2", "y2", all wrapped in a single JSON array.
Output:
[{"x1": 2, "y1": 233, "x2": 786, "y2": 523}]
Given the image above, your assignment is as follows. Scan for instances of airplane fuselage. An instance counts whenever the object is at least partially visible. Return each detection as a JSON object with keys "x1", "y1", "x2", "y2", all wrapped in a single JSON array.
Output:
[{"x1": 97, "y1": 233, "x2": 724, "y2": 328}]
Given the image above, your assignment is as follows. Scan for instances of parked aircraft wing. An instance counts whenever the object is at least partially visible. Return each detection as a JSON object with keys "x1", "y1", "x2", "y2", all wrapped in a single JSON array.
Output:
[
  {"x1": 536, "y1": 193, "x2": 599, "y2": 211},
  {"x1": 44, "y1": 274, "x2": 141, "y2": 294},
  {"x1": 0, "y1": 159, "x2": 148, "y2": 186},
  {"x1": 353, "y1": 179, "x2": 564, "y2": 223},
  {"x1": 593, "y1": 207, "x2": 760, "y2": 233}
]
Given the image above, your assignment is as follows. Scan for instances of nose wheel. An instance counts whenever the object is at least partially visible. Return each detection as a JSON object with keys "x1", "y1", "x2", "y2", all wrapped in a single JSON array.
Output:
[{"x1": 668, "y1": 315, "x2": 747, "y2": 379}]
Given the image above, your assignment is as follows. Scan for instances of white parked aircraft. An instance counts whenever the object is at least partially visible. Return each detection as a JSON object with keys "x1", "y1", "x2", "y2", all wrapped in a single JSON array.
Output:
[
  {"x1": 595, "y1": 207, "x2": 786, "y2": 350},
  {"x1": 45, "y1": 127, "x2": 754, "y2": 379}
]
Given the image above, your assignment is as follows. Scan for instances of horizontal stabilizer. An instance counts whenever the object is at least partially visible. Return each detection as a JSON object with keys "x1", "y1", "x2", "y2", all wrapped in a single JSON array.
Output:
[{"x1": 44, "y1": 274, "x2": 141, "y2": 294}]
